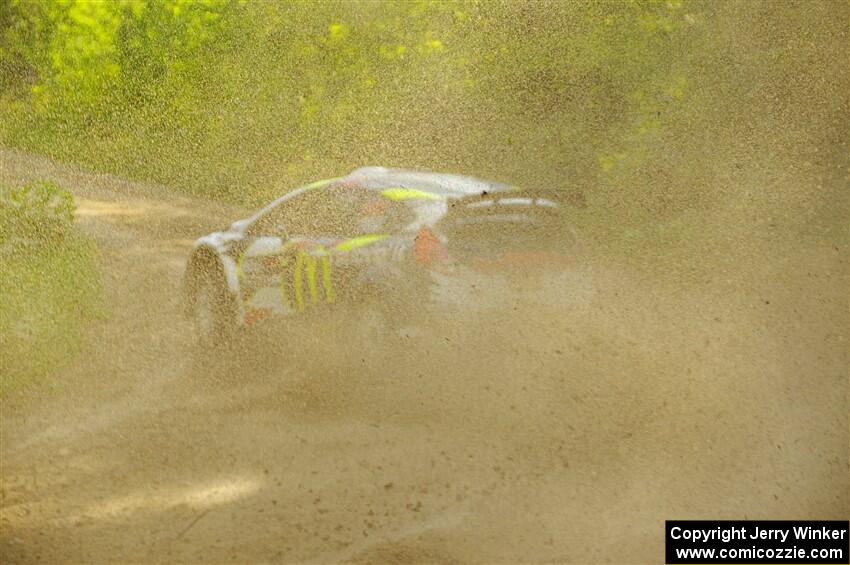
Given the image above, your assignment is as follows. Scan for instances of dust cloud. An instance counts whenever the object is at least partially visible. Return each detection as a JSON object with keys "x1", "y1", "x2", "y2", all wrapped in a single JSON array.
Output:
[{"x1": 1, "y1": 1, "x2": 848, "y2": 563}]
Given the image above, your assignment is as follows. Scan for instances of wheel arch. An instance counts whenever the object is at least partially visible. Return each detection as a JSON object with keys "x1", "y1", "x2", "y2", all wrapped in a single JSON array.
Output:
[{"x1": 183, "y1": 246, "x2": 241, "y2": 316}]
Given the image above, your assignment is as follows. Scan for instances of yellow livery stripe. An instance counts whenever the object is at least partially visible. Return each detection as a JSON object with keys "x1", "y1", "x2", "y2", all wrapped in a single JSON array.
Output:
[
  {"x1": 305, "y1": 254, "x2": 319, "y2": 304},
  {"x1": 335, "y1": 233, "x2": 389, "y2": 252},
  {"x1": 321, "y1": 257, "x2": 334, "y2": 304},
  {"x1": 381, "y1": 187, "x2": 444, "y2": 201},
  {"x1": 293, "y1": 251, "x2": 305, "y2": 311}
]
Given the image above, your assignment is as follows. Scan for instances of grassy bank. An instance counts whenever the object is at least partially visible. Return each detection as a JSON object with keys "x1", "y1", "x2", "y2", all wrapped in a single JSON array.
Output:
[{"x1": 0, "y1": 183, "x2": 102, "y2": 395}]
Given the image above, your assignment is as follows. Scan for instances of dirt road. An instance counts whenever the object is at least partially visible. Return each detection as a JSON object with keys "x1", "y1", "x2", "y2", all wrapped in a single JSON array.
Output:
[{"x1": 1, "y1": 148, "x2": 847, "y2": 563}]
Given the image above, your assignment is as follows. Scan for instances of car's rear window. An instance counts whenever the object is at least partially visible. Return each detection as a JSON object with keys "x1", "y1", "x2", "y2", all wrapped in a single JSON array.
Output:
[{"x1": 438, "y1": 195, "x2": 575, "y2": 254}]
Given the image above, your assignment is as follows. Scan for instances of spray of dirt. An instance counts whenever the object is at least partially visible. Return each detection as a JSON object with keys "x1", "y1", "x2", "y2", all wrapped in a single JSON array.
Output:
[
  {"x1": 1, "y1": 146, "x2": 846, "y2": 563},
  {"x1": 1, "y1": 2, "x2": 848, "y2": 562}
]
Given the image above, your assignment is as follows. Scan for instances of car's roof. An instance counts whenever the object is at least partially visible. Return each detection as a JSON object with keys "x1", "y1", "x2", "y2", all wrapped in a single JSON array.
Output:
[
  {"x1": 346, "y1": 167, "x2": 516, "y2": 198},
  {"x1": 247, "y1": 168, "x2": 516, "y2": 229}
]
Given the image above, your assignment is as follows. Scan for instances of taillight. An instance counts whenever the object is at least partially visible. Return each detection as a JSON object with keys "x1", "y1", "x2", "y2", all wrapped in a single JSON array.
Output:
[{"x1": 414, "y1": 226, "x2": 449, "y2": 267}]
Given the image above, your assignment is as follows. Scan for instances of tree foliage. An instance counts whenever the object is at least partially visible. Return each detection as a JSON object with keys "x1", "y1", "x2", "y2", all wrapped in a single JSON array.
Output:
[{"x1": 0, "y1": 0, "x2": 846, "y2": 233}]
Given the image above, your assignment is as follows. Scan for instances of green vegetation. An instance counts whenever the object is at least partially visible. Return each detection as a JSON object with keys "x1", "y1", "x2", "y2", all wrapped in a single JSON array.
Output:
[
  {"x1": 0, "y1": 1, "x2": 846, "y2": 249},
  {"x1": 0, "y1": 181, "x2": 102, "y2": 394}
]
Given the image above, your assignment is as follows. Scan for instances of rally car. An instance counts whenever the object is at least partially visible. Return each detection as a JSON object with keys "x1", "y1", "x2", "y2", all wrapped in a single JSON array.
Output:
[{"x1": 182, "y1": 167, "x2": 580, "y2": 348}]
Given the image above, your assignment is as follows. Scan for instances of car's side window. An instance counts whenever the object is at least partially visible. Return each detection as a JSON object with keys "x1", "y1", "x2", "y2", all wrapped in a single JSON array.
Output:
[
  {"x1": 299, "y1": 187, "x2": 361, "y2": 236},
  {"x1": 324, "y1": 187, "x2": 415, "y2": 236},
  {"x1": 247, "y1": 185, "x2": 416, "y2": 239}
]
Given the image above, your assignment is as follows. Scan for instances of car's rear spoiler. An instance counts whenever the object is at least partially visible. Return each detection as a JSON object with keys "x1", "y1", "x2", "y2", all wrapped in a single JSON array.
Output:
[{"x1": 446, "y1": 189, "x2": 567, "y2": 215}]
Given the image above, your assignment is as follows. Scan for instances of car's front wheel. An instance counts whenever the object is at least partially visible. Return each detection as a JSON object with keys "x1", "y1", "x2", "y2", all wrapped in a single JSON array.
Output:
[{"x1": 191, "y1": 274, "x2": 236, "y2": 350}]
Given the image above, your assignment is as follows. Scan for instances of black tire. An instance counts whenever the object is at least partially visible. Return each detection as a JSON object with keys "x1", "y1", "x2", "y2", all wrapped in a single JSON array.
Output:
[{"x1": 190, "y1": 271, "x2": 237, "y2": 352}]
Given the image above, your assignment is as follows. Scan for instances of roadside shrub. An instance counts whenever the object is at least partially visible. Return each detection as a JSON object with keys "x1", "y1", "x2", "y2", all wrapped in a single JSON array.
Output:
[
  {"x1": 0, "y1": 181, "x2": 101, "y2": 394},
  {"x1": 0, "y1": 180, "x2": 75, "y2": 247}
]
